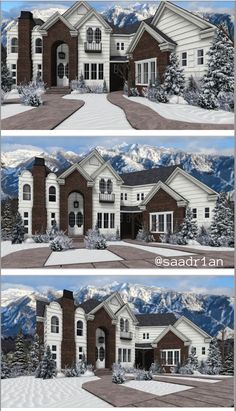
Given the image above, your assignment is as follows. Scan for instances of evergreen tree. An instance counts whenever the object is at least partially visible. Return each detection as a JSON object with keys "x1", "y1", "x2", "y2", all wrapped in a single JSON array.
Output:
[
  {"x1": 12, "y1": 331, "x2": 28, "y2": 376},
  {"x1": 222, "y1": 351, "x2": 234, "y2": 375},
  {"x1": 35, "y1": 346, "x2": 56, "y2": 379},
  {"x1": 198, "y1": 28, "x2": 234, "y2": 109},
  {"x1": 11, "y1": 212, "x2": 25, "y2": 244},
  {"x1": 1, "y1": 63, "x2": 14, "y2": 92},
  {"x1": 28, "y1": 334, "x2": 41, "y2": 373},
  {"x1": 186, "y1": 75, "x2": 199, "y2": 92},
  {"x1": 1, "y1": 353, "x2": 11, "y2": 379},
  {"x1": 206, "y1": 337, "x2": 222, "y2": 375},
  {"x1": 1, "y1": 199, "x2": 15, "y2": 240},
  {"x1": 179, "y1": 207, "x2": 198, "y2": 243},
  {"x1": 210, "y1": 192, "x2": 234, "y2": 247},
  {"x1": 162, "y1": 52, "x2": 185, "y2": 96},
  {"x1": 103, "y1": 80, "x2": 108, "y2": 93},
  {"x1": 188, "y1": 347, "x2": 199, "y2": 370}
]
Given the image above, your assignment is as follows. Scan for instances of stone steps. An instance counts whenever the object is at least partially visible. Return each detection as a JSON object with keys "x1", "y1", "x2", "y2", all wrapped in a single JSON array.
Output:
[{"x1": 95, "y1": 368, "x2": 112, "y2": 376}]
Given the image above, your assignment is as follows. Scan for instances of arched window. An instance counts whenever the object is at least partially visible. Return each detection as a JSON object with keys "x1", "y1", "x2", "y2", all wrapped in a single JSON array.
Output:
[
  {"x1": 69, "y1": 212, "x2": 75, "y2": 227},
  {"x1": 11, "y1": 38, "x2": 18, "y2": 53},
  {"x1": 35, "y1": 38, "x2": 42, "y2": 53},
  {"x1": 23, "y1": 184, "x2": 31, "y2": 201},
  {"x1": 77, "y1": 320, "x2": 83, "y2": 336},
  {"x1": 95, "y1": 28, "x2": 101, "y2": 43},
  {"x1": 87, "y1": 27, "x2": 93, "y2": 43},
  {"x1": 57, "y1": 63, "x2": 64, "y2": 79},
  {"x1": 99, "y1": 346, "x2": 105, "y2": 361},
  {"x1": 125, "y1": 319, "x2": 129, "y2": 332},
  {"x1": 99, "y1": 179, "x2": 106, "y2": 194},
  {"x1": 77, "y1": 212, "x2": 83, "y2": 227},
  {"x1": 120, "y1": 318, "x2": 124, "y2": 332},
  {"x1": 49, "y1": 186, "x2": 56, "y2": 202},
  {"x1": 51, "y1": 316, "x2": 59, "y2": 333},
  {"x1": 107, "y1": 179, "x2": 113, "y2": 194}
]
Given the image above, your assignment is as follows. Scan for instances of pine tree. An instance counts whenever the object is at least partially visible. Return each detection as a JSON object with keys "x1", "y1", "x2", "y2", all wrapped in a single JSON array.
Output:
[
  {"x1": 1, "y1": 199, "x2": 15, "y2": 240},
  {"x1": 188, "y1": 347, "x2": 199, "y2": 370},
  {"x1": 206, "y1": 337, "x2": 222, "y2": 375},
  {"x1": 186, "y1": 75, "x2": 199, "y2": 92},
  {"x1": 28, "y1": 334, "x2": 41, "y2": 374},
  {"x1": 210, "y1": 192, "x2": 234, "y2": 247},
  {"x1": 1, "y1": 63, "x2": 14, "y2": 92},
  {"x1": 179, "y1": 207, "x2": 198, "y2": 243},
  {"x1": 198, "y1": 28, "x2": 234, "y2": 109},
  {"x1": 11, "y1": 212, "x2": 25, "y2": 244},
  {"x1": 103, "y1": 80, "x2": 108, "y2": 93},
  {"x1": 162, "y1": 52, "x2": 185, "y2": 96},
  {"x1": 1, "y1": 353, "x2": 11, "y2": 379},
  {"x1": 12, "y1": 331, "x2": 28, "y2": 376},
  {"x1": 35, "y1": 346, "x2": 56, "y2": 379},
  {"x1": 222, "y1": 351, "x2": 234, "y2": 375}
]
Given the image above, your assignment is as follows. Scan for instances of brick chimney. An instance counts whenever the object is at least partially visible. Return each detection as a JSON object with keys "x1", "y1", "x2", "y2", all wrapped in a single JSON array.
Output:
[
  {"x1": 17, "y1": 11, "x2": 35, "y2": 83},
  {"x1": 61, "y1": 290, "x2": 76, "y2": 368},
  {"x1": 32, "y1": 157, "x2": 47, "y2": 234}
]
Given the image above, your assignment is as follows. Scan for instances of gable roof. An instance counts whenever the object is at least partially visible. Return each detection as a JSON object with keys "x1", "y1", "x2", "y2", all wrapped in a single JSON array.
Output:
[
  {"x1": 74, "y1": 8, "x2": 112, "y2": 31},
  {"x1": 141, "y1": 180, "x2": 187, "y2": 207},
  {"x1": 153, "y1": 324, "x2": 191, "y2": 345},
  {"x1": 40, "y1": 12, "x2": 78, "y2": 35},
  {"x1": 165, "y1": 167, "x2": 218, "y2": 196},
  {"x1": 79, "y1": 149, "x2": 105, "y2": 168},
  {"x1": 121, "y1": 165, "x2": 180, "y2": 186},
  {"x1": 174, "y1": 316, "x2": 211, "y2": 341},
  {"x1": 91, "y1": 161, "x2": 124, "y2": 183},
  {"x1": 136, "y1": 313, "x2": 176, "y2": 327},
  {"x1": 57, "y1": 162, "x2": 94, "y2": 182},
  {"x1": 78, "y1": 298, "x2": 101, "y2": 313},
  {"x1": 63, "y1": 1, "x2": 91, "y2": 19},
  {"x1": 115, "y1": 303, "x2": 139, "y2": 324}
]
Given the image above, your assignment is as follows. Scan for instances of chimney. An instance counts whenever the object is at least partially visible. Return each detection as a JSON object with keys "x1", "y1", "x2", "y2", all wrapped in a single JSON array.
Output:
[
  {"x1": 17, "y1": 11, "x2": 35, "y2": 83},
  {"x1": 61, "y1": 290, "x2": 76, "y2": 368},
  {"x1": 32, "y1": 157, "x2": 47, "y2": 234}
]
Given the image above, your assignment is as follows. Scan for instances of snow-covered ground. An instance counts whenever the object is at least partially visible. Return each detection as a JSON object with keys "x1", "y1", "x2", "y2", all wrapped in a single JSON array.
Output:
[
  {"x1": 45, "y1": 248, "x2": 123, "y2": 266},
  {"x1": 158, "y1": 242, "x2": 234, "y2": 251},
  {"x1": 1, "y1": 104, "x2": 35, "y2": 119},
  {"x1": 124, "y1": 380, "x2": 192, "y2": 396},
  {"x1": 108, "y1": 241, "x2": 195, "y2": 257},
  {"x1": 55, "y1": 93, "x2": 133, "y2": 129},
  {"x1": 162, "y1": 376, "x2": 220, "y2": 383},
  {"x1": 1, "y1": 241, "x2": 49, "y2": 257},
  {"x1": 1, "y1": 376, "x2": 112, "y2": 408},
  {"x1": 124, "y1": 96, "x2": 234, "y2": 124}
]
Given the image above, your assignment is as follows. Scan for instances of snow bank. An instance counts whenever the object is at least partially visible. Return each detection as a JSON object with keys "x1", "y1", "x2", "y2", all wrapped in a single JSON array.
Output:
[
  {"x1": 124, "y1": 96, "x2": 234, "y2": 124},
  {"x1": 1, "y1": 104, "x2": 34, "y2": 119},
  {"x1": 158, "y1": 242, "x2": 234, "y2": 252},
  {"x1": 45, "y1": 248, "x2": 123, "y2": 266},
  {"x1": 1, "y1": 241, "x2": 49, "y2": 257},
  {"x1": 124, "y1": 380, "x2": 192, "y2": 396}
]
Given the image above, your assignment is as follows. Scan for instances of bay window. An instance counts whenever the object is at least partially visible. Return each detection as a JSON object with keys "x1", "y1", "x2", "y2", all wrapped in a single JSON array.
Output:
[
  {"x1": 135, "y1": 58, "x2": 157, "y2": 85},
  {"x1": 150, "y1": 212, "x2": 173, "y2": 233}
]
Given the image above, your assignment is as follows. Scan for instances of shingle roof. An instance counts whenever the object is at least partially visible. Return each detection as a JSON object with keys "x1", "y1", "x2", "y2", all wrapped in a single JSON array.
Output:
[
  {"x1": 121, "y1": 206, "x2": 142, "y2": 212},
  {"x1": 135, "y1": 343, "x2": 153, "y2": 348},
  {"x1": 121, "y1": 165, "x2": 180, "y2": 186},
  {"x1": 136, "y1": 313, "x2": 176, "y2": 326},
  {"x1": 78, "y1": 298, "x2": 101, "y2": 313},
  {"x1": 33, "y1": 18, "x2": 44, "y2": 26},
  {"x1": 36, "y1": 300, "x2": 49, "y2": 317}
]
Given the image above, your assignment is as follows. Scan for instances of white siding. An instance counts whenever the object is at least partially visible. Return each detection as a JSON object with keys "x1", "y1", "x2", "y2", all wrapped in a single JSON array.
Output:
[
  {"x1": 18, "y1": 170, "x2": 33, "y2": 237},
  {"x1": 46, "y1": 173, "x2": 60, "y2": 230},
  {"x1": 75, "y1": 307, "x2": 87, "y2": 362},
  {"x1": 45, "y1": 302, "x2": 63, "y2": 371},
  {"x1": 136, "y1": 326, "x2": 166, "y2": 343},
  {"x1": 81, "y1": 154, "x2": 104, "y2": 176},
  {"x1": 121, "y1": 184, "x2": 155, "y2": 206},
  {"x1": 116, "y1": 307, "x2": 136, "y2": 366},
  {"x1": 66, "y1": 4, "x2": 89, "y2": 26},
  {"x1": 31, "y1": 28, "x2": 43, "y2": 80},
  {"x1": 107, "y1": 295, "x2": 123, "y2": 313},
  {"x1": 110, "y1": 35, "x2": 133, "y2": 56},
  {"x1": 6, "y1": 23, "x2": 18, "y2": 85},
  {"x1": 175, "y1": 320, "x2": 209, "y2": 362}
]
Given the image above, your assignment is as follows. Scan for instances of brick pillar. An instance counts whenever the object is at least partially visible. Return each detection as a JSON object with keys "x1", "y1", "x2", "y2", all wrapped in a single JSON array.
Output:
[
  {"x1": 61, "y1": 290, "x2": 76, "y2": 368},
  {"x1": 17, "y1": 11, "x2": 35, "y2": 83},
  {"x1": 32, "y1": 157, "x2": 47, "y2": 234}
]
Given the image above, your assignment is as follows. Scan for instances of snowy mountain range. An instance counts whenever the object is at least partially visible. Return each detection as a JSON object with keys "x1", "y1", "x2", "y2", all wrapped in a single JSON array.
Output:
[
  {"x1": 1, "y1": 144, "x2": 234, "y2": 199},
  {"x1": 1, "y1": 282, "x2": 234, "y2": 339}
]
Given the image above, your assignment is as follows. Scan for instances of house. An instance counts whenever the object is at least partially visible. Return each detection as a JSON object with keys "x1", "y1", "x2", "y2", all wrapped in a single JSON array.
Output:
[
  {"x1": 18, "y1": 149, "x2": 218, "y2": 240},
  {"x1": 6, "y1": 1, "x2": 218, "y2": 91},
  {"x1": 36, "y1": 289, "x2": 212, "y2": 372}
]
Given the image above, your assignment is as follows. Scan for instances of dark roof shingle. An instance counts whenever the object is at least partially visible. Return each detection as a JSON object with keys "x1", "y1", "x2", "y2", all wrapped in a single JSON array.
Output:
[
  {"x1": 121, "y1": 165, "x2": 180, "y2": 186},
  {"x1": 36, "y1": 300, "x2": 49, "y2": 317},
  {"x1": 78, "y1": 298, "x2": 101, "y2": 313},
  {"x1": 136, "y1": 313, "x2": 176, "y2": 326}
]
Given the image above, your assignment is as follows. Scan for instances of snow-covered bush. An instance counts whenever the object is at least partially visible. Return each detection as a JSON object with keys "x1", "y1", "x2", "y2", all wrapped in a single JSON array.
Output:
[
  {"x1": 209, "y1": 192, "x2": 234, "y2": 247},
  {"x1": 221, "y1": 351, "x2": 234, "y2": 375},
  {"x1": 136, "y1": 225, "x2": 154, "y2": 243},
  {"x1": 183, "y1": 90, "x2": 200, "y2": 106},
  {"x1": 176, "y1": 363, "x2": 194, "y2": 375},
  {"x1": 112, "y1": 363, "x2": 125, "y2": 384},
  {"x1": 103, "y1": 80, "x2": 108, "y2": 93},
  {"x1": 71, "y1": 73, "x2": 88, "y2": 93},
  {"x1": 33, "y1": 233, "x2": 50, "y2": 243},
  {"x1": 35, "y1": 346, "x2": 57, "y2": 379},
  {"x1": 84, "y1": 226, "x2": 107, "y2": 249},
  {"x1": 162, "y1": 52, "x2": 185, "y2": 97},
  {"x1": 1, "y1": 63, "x2": 14, "y2": 93},
  {"x1": 135, "y1": 369, "x2": 153, "y2": 380},
  {"x1": 198, "y1": 360, "x2": 209, "y2": 375},
  {"x1": 178, "y1": 207, "x2": 198, "y2": 243},
  {"x1": 11, "y1": 212, "x2": 25, "y2": 244},
  {"x1": 156, "y1": 85, "x2": 169, "y2": 103},
  {"x1": 149, "y1": 362, "x2": 165, "y2": 374},
  {"x1": 197, "y1": 226, "x2": 211, "y2": 246},
  {"x1": 64, "y1": 365, "x2": 80, "y2": 377},
  {"x1": 33, "y1": 221, "x2": 60, "y2": 243},
  {"x1": 206, "y1": 337, "x2": 222, "y2": 375},
  {"x1": 197, "y1": 90, "x2": 219, "y2": 110},
  {"x1": 218, "y1": 91, "x2": 234, "y2": 112},
  {"x1": 50, "y1": 231, "x2": 73, "y2": 251},
  {"x1": 188, "y1": 347, "x2": 199, "y2": 371},
  {"x1": 130, "y1": 87, "x2": 139, "y2": 97},
  {"x1": 88, "y1": 84, "x2": 103, "y2": 94},
  {"x1": 18, "y1": 80, "x2": 45, "y2": 107}
]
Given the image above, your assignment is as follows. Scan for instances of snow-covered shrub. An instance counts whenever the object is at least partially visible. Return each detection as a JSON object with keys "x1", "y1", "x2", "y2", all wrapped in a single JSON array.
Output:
[
  {"x1": 18, "y1": 80, "x2": 45, "y2": 107},
  {"x1": 84, "y1": 226, "x2": 107, "y2": 249},
  {"x1": 178, "y1": 207, "x2": 198, "y2": 243},
  {"x1": 71, "y1": 73, "x2": 88, "y2": 93},
  {"x1": 35, "y1": 346, "x2": 57, "y2": 379},
  {"x1": 167, "y1": 232, "x2": 187, "y2": 245},
  {"x1": 112, "y1": 363, "x2": 125, "y2": 384},
  {"x1": 177, "y1": 363, "x2": 194, "y2": 375},
  {"x1": 198, "y1": 360, "x2": 209, "y2": 375},
  {"x1": 130, "y1": 87, "x2": 139, "y2": 97},
  {"x1": 103, "y1": 80, "x2": 108, "y2": 93},
  {"x1": 136, "y1": 225, "x2": 154, "y2": 243},
  {"x1": 218, "y1": 91, "x2": 234, "y2": 112},
  {"x1": 209, "y1": 192, "x2": 234, "y2": 247},
  {"x1": 221, "y1": 351, "x2": 234, "y2": 375},
  {"x1": 33, "y1": 233, "x2": 50, "y2": 243},
  {"x1": 162, "y1": 52, "x2": 185, "y2": 97},
  {"x1": 197, "y1": 226, "x2": 211, "y2": 246},
  {"x1": 197, "y1": 90, "x2": 219, "y2": 110},
  {"x1": 183, "y1": 90, "x2": 200, "y2": 106},
  {"x1": 1, "y1": 63, "x2": 14, "y2": 93},
  {"x1": 142, "y1": 86, "x2": 148, "y2": 98},
  {"x1": 50, "y1": 231, "x2": 73, "y2": 251},
  {"x1": 88, "y1": 84, "x2": 103, "y2": 94},
  {"x1": 156, "y1": 85, "x2": 169, "y2": 103},
  {"x1": 1, "y1": 354, "x2": 11, "y2": 379},
  {"x1": 135, "y1": 369, "x2": 153, "y2": 380},
  {"x1": 206, "y1": 337, "x2": 222, "y2": 375},
  {"x1": 63, "y1": 365, "x2": 80, "y2": 377},
  {"x1": 11, "y1": 212, "x2": 25, "y2": 244},
  {"x1": 149, "y1": 362, "x2": 165, "y2": 374},
  {"x1": 76, "y1": 354, "x2": 87, "y2": 375}
]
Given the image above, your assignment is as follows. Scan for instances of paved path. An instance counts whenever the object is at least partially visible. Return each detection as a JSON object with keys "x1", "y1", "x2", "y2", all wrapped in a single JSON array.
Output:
[
  {"x1": 1, "y1": 94, "x2": 84, "y2": 130},
  {"x1": 82, "y1": 374, "x2": 234, "y2": 407},
  {"x1": 55, "y1": 93, "x2": 133, "y2": 129},
  {"x1": 107, "y1": 91, "x2": 234, "y2": 130}
]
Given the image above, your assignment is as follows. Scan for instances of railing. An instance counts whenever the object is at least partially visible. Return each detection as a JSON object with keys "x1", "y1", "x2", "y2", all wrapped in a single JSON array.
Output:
[
  {"x1": 84, "y1": 42, "x2": 102, "y2": 53},
  {"x1": 99, "y1": 193, "x2": 115, "y2": 203},
  {"x1": 120, "y1": 331, "x2": 133, "y2": 340}
]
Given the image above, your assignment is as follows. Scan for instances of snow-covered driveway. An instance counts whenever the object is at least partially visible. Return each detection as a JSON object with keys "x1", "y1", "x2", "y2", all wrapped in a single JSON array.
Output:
[
  {"x1": 1, "y1": 376, "x2": 112, "y2": 408},
  {"x1": 55, "y1": 93, "x2": 133, "y2": 129}
]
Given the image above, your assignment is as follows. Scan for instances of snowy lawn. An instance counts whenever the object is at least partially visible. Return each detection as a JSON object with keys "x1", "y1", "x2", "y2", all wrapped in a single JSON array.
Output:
[
  {"x1": 124, "y1": 380, "x2": 192, "y2": 396},
  {"x1": 161, "y1": 376, "x2": 220, "y2": 383},
  {"x1": 45, "y1": 248, "x2": 123, "y2": 266},
  {"x1": 1, "y1": 103, "x2": 35, "y2": 119},
  {"x1": 108, "y1": 241, "x2": 195, "y2": 257},
  {"x1": 1, "y1": 241, "x2": 49, "y2": 257},
  {"x1": 1, "y1": 376, "x2": 112, "y2": 408},
  {"x1": 55, "y1": 93, "x2": 133, "y2": 129},
  {"x1": 158, "y1": 242, "x2": 234, "y2": 252},
  {"x1": 124, "y1": 96, "x2": 234, "y2": 124}
]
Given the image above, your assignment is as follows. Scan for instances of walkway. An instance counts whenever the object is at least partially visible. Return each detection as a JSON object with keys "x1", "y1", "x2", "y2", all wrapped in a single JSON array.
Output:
[
  {"x1": 107, "y1": 91, "x2": 234, "y2": 130},
  {"x1": 82, "y1": 374, "x2": 234, "y2": 407},
  {"x1": 1, "y1": 94, "x2": 84, "y2": 130},
  {"x1": 55, "y1": 93, "x2": 133, "y2": 129}
]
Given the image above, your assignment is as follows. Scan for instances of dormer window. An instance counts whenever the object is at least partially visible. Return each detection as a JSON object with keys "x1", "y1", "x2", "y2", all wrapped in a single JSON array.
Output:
[
  {"x1": 23, "y1": 184, "x2": 31, "y2": 201},
  {"x1": 35, "y1": 38, "x2": 42, "y2": 54},
  {"x1": 107, "y1": 179, "x2": 113, "y2": 194},
  {"x1": 11, "y1": 38, "x2": 18, "y2": 53},
  {"x1": 99, "y1": 179, "x2": 106, "y2": 194},
  {"x1": 95, "y1": 28, "x2": 101, "y2": 43},
  {"x1": 87, "y1": 27, "x2": 93, "y2": 43}
]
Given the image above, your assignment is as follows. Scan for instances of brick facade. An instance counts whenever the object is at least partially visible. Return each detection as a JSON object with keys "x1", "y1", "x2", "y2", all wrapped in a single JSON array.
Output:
[
  {"x1": 32, "y1": 159, "x2": 47, "y2": 234},
  {"x1": 154, "y1": 330, "x2": 189, "y2": 373},
  {"x1": 17, "y1": 12, "x2": 35, "y2": 83},
  {"x1": 60, "y1": 290, "x2": 76, "y2": 368},
  {"x1": 87, "y1": 307, "x2": 116, "y2": 369},
  {"x1": 36, "y1": 321, "x2": 44, "y2": 345},
  {"x1": 42, "y1": 20, "x2": 78, "y2": 87}
]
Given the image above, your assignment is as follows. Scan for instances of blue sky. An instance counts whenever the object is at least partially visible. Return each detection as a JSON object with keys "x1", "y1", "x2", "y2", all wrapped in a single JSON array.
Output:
[
  {"x1": 1, "y1": 275, "x2": 234, "y2": 296},
  {"x1": 2, "y1": 1, "x2": 234, "y2": 19},
  {"x1": 2, "y1": 136, "x2": 234, "y2": 156}
]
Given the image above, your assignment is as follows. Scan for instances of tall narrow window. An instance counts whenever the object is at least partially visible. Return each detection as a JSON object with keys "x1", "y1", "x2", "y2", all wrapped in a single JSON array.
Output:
[
  {"x1": 104, "y1": 213, "x2": 109, "y2": 228},
  {"x1": 124, "y1": 193, "x2": 127, "y2": 201},
  {"x1": 69, "y1": 212, "x2": 75, "y2": 227},
  {"x1": 128, "y1": 349, "x2": 131, "y2": 362},
  {"x1": 65, "y1": 63, "x2": 69, "y2": 77},
  {"x1": 91, "y1": 63, "x2": 97, "y2": 80},
  {"x1": 118, "y1": 348, "x2": 122, "y2": 362},
  {"x1": 151, "y1": 214, "x2": 157, "y2": 232},
  {"x1": 35, "y1": 38, "x2": 42, "y2": 54},
  {"x1": 120, "y1": 318, "x2": 124, "y2": 332},
  {"x1": 181, "y1": 52, "x2": 187, "y2": 66},
  {"x1": 77, "y1": 212, "x2": 83, "y2": 227},
  {"x1": 23, "y1": 184, "x2": 31, "y2": 201},
  {"x1": 121, "y1": 42, "x2": 124, "y2": 50},
  {"x1": 137, "y1": 64, "x2": 141, "y2": 83},
  {"x1": 87, "y1": 27, "x2": 93, "y2": 43},
  {"x1": 97, "y1": 213, "x2": 102, "y2": 229},
  {"x1": 11, "y1": 37, "x2": 18, "y2": 53},
  {"x1": 158, "y1": 214, "x2": 165, "y2": 232},
  {"x1": 143, "y1": 62, "x2": 148, "y2": 84},
  {"x1": 166, "y1": 213, "x2": 172, "y2": 232},
  {"x1": 77, "y1": 320, "x2": 83, "y2": 336},
  {"x1": 110, "y1": 213, "x2": 115, "y2": 229},
  {"x1": 11, "y1": 64, "x2": 17, "y2": 84},
  {"x1": 107, "y1": 179, "x2": 113, "y2": 194},
  {"x1": 205, "y1": 207, "x2": 210, "y2": 218},
  {"x1": 95, "y1": 28, "x2": 101, "y2": 43},
  {"x1": 84, "y1": 63, "x2": 89, "y2": 80},
  {"x1": 57, "y1": 63, "x2": 64, "y2": 79},
  {"x1": 99, "y1": 179, "x2": 106, "y2": 193},
  {"x1": 99, "y1": 347, "x2": 105, "y2": 361},
  {"x1": 49, "y1": 186, "x2": 56, "y2": 202},
  {"x1": 23, "y1": 212, "x2": 29, "y2": 234},
  {"x1": 98, "y1": 64, "x2": 104, "y2": 80},
  {"x1": 150, "y1": 61, "x2": 155, "y2": 83},
  {"x1": 116, "y1": 43, "x2": 120, "y2": 50},
  {"x1": 125, "y1": 319, "x2": 129, "y2": 332},
  {"x1": 51, "y1": 316, "x2": 59, "y2": 333},
  {"x1": 123, "y1": 349, "x2": 127, "y2": 362},
  {"x1": 197, "y1": 49, "x2": 204, "y2": 65},
  {"x1": 192, "y1": 208, "x2": 197, "y2": 219}
]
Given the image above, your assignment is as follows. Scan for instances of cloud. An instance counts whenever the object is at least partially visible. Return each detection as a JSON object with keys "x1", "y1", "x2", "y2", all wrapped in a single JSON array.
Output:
[
  {"x1": 2, "y1": 143, "x2": 44, "y2": 153},
  {"x1": 1, "y1": 282, "x2": 35, "y2": 291}
]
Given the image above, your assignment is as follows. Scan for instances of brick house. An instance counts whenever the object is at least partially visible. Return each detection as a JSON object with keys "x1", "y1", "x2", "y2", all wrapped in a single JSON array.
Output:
[
  {"x1": 6, "y1": 1, "x2": 217, "y2": 91},
  {"x1": 18, "y1": 149, "x2": 218, "y2": 240},
  {"x1": 36, "y1": 289, "x2": 211, "y2": 372}
]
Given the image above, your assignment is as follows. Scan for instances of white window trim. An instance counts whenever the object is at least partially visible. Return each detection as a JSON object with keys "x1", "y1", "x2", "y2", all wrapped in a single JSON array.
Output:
[
  {"x1": 84, "y1": 63, "x2": 104, "y2": 81},
  {"x1": 192, "y1": 208, "x2": 197, "y2": 219},
  {"x1": 204, "y1": 207, "x2": 210, "y2": 219},
  {"x1": 160, "y1": 349, "x2": 181, "y2": 366},
  {"x1": 150, "y1": 211, "x2": 173, "y2": 234},
  {"x1": 135, "y1": 58, "x2": 157, "y2": 86},
  {"x1": 196, "y1": 48, "x2": 205, "y2": 65},
  {"x1": 181, "y1": 51, "x2": 188, "y2": 67}
]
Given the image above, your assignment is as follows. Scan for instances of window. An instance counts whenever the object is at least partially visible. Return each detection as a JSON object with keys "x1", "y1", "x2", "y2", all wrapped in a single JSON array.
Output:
[
  {"x1": 79, "y1": 346, "x2": 83, "y2": 360},
  {"x1": 37, "y1": 64, "x2": 42, "y2": 79},
  {"x1": 91, "y1": 63, "x2": 97, "y2": 80},
  {"x1": 143, "y1": 333, "x2": 145, "y2": 339},
  {"x1": 99, "y1": 347, "x2": 105, "y2": 361},
  {"x1": 197, "y1": 49, "x2": 204, "y2": 65},
  {"x1": 150, "y1": 212, "x2": 173, "y2": 233},
  {"x1": 69, "y1": 212, "x2": 75, "y2": 227},
  {"x1": 65, "y1": 63, "x2": 69, "y2": 77},
  {"x1": 77, "y1": 321, "x2": 83, "y2": 336},
  {"x1": 166, "y1": 213, "x2": 172, "y2": 232},
  {"x1": 110, "y1": 213, "x2": 115, "y2": 229},
  {"x1": 107, "y1": 179, "x2": 113, "y2": 194},
  {"x1": 137, "y1": 64, "x2": 141, "y2": 83},
  {"x1": 104, "y1": 213, "x2": 109, "y2": 229},
  {"x1": 52, "y1": 345, "x2": 57, "y2": 351},
  {"x1": 95, "y1": 28, "x2": 101, "y2": 43},
  {"x1": 51, "y1": 345, "x2": 57, "y2": 361},
  {"x1": 158, "y1": 214, "x2": 165, "y2": 232},
  {"x1": 135, "y1": 58, "x2": 156, "y2": 85},
  {"x1": 57, "y1": 63, "x2": 64, "y2": 79},
  {"x1": 167, "y1": 351, "x2": 173, "y2": 365},
  {"x1": 202, "y1": 347, "x2": 206, "y2": 355},
  {"x1": 11, "y1": 37, "x2": 18, "y2": 53},
  {"x1": 24, "y1": 212, "x2": 29, "y2": 234},
  {"x1": 137, "y1": 193, "x2": 140, "y2": 201},
  {"x1": 192, "y1": 347, "x2": 196, "y2": 354},
  {"x1": 87, "y1": 27, "x2": 93, "y2": 43},
  {"x1": 128, "y1": 349, "x2": 131, "y2": 362},
  {"x1": 143, "y1": 62, "x2": 148, "y2": 84},
  {"x1": 120, "y1": 318, "x2": 124, "y2": 332},
  {"x1": 49, "y1": 186, "x2": 56, "y2": 202},
  {"x1": 205, "y1": 207, "x2": 210, "y2": 218},
  {"x1": 181, "y1": 52, "x2": 187, "y2": 66},
  {"x1": 150, "y1": 61, "x2": 155, "y2": 83},
  {"x1": 125, "y1": 193, "x2": 127, "y2": 201},
  {"x1": 160, "y1": 349, "x2": 180, "y2": 366},
  {"x1": 174, "y1": 350, "x2": 180, "y2": 365},
  {"x1": 51, "y1": 316, "x2": 59, "y2": 333},
  {"x1": 118, "y1": 348, "x2": 122, "y2": 362},
  {"x1": 125, "y1": 319, "x2": 129, "y2": 332},
  {"x1": 97, "y1": 213, "x2": 102, "y2": 229},
  {"x1": 84, "y1": 63, "x2": 103, "y2": 80},
  {"x1": 116, "y1": 42, "x2": 120, "y2": 50},
  {"x1": 77, "y1": 212, "x2": 83, "y2": 227},
  {"x1": 98, "y1": 63, "x2": 104, "y2": 80},
  {"x1": 35, "y1": 38, "x2": 42, "y2": 53},
  {"x1": 84, "y1": 63, "x2": 89, "y2": 80},
  {"x1": 99, "y1": 179, "x2": 106, "y2": 194},
  {"x1": 151, "y1": 214, "x2": 157, "y2": 232},
  {"x1": 121, "y1": 42, "x2": 124, "y2": 51},
  {"x1": 23, "y1": 184, "x2": 31, "y2": 201},
  {"x1": 192, "y1": 208, "x2": 197, "y2": 219},
  {"x1": 51, "y1": 212, "x2": 55, "y2": 226},
  {"x1": 121, "y1": 193, "x2": 124, "y2": 201},
  {"x1": 147, "y1": 333, "x2": 149, "y2": 339},
  {"x1": 141, "y1": 193, "x2": 144, "y2": 201},
  {"x1": 123, "y1": 349, "x2": 127, "y2": 362},
  {"x1": 11, "y1": 64, "x2": 17, "y2": 84}
]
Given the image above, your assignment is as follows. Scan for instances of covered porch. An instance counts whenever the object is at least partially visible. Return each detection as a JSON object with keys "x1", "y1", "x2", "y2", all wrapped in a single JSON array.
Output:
[
  {"x1": 135, "y1": 344, "x2": 154, "y2": 370},
  {"x1": 120, "y1": 207, "x2": 143, "y2": 239}
]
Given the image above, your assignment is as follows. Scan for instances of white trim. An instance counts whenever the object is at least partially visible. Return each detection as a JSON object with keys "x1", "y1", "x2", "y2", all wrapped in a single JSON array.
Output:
[
  {"x1": 127, "y1": 21, "x2": 174, "y2": 54},
  {"x1": 39, "y1": 12, "x2": 78, "y2": 36},
  {"x1": 135, "y1": 57, "x2": 157, "y2": 86},
  {"x1": 181, "y1": 51, "x2": 188, "y2": 67},
  {"x1": 141, "y1": 180, "x2": 187, "y2": 206},
  {"x1": 196, "y1": 48, "x2": 205, "y2": 66},
  {"x1": 174, "y1": 316, "x2": 211, "y2": 342},
  {"x1": 150, "y1": 211, "x2": 173, "y2": 234},
  {"x1": 74, "y1": 9, "x2": 112, "y2": 31},
  {"x1": 115, "y1": 304, "x2": 139, "y2": 324},
  {"x1": 79, "y1": 149, "x2": 105, "y2": 168},
  {"x1": 91, "y1": 161, "x2": 124, "y2": 183},
  {"x1": 57, "y1": 163, "x2": 93, "y2": 183},
  {"x1": 63, "y1": 1, "x2": 91, "y2": 19},
  {"x1": 166, "y1": 167, "x2": 218, "y2": 196},
  {"x1": 160, "y1": 348, "x2": 181, "y2": 366},
  {"x1": 152, "y1": 325, "x2": 191, "y2": 346}
]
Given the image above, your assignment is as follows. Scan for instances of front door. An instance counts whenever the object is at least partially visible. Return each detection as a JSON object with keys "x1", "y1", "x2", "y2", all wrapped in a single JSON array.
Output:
[
  {"x1": 68, "y1": 192, "x2": 84, "y2": 236},
  {"x1": 96, "y1": 328, "x2": 105, "y2": 369},
  {"x1": 57, "y1": 43, "x2": 69, "y2": 87}
]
